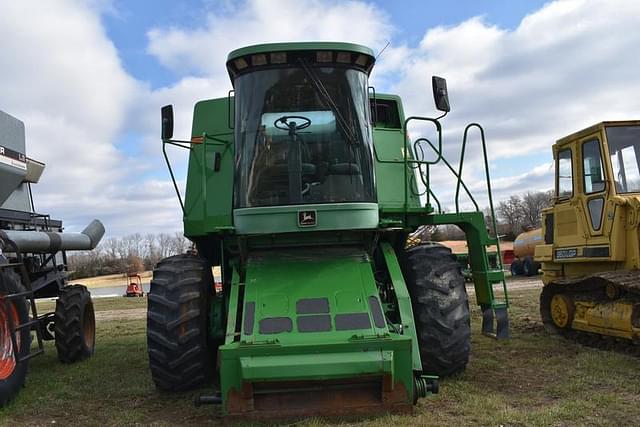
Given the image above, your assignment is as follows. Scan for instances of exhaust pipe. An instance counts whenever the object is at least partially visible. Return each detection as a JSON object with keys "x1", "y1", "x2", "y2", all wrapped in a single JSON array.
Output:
[{"x1": 0, "y1": 219, "x2": 105, "y2": 253}]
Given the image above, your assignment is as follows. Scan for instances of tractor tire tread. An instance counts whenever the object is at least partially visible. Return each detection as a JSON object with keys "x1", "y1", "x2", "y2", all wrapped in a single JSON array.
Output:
[
  {"x1": 400, "y1": 244, "x2": 471, "y2": 377},
  {"x1": 147, "y1": 254, "x2": 213, "y2": 392},
  {"x1": 0, "y1": 270, "x2": 31, "y2": 407},
  {"x1": 55, "y1": 284, "x2": 95, "y2": 363}
]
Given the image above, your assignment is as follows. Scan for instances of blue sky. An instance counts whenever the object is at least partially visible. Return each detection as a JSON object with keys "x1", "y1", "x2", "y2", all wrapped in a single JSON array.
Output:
[
  {"x1": 1, "y1": 0, "x2": 639, "y2": 237},
  {"x1": 102, "y1": 0, "x2": 552, "y2": 178},
  {"x1": 104, "y1": 0, "x2": 549, "y2": 88}
]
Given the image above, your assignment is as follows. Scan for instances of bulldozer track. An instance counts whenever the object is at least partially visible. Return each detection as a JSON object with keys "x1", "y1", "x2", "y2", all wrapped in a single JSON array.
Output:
[
  {"x1": 549, "y1": 270, "x2": 640, "y2": 295},
  {"x1": 541, "y1": 270, "x2": 640, "y2": 355}
]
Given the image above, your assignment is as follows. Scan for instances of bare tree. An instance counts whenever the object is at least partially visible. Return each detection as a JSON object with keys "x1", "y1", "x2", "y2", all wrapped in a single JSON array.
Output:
[
  {"x1": 520, "y1": 191, "x2": 553, "y2": 228},
  {"x1": 497, "y1": 195, "x2": 525, "y2": 239}
]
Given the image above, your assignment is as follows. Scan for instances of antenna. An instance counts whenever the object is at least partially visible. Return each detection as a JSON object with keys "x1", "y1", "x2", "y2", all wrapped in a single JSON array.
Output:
[{"x1": 376, "y1": 41, "x2": 390, "y2": 60}]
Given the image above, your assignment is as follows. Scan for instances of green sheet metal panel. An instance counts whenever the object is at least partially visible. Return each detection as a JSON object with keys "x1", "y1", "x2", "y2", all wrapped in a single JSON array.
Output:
[
  {"x1": 240, "y1": 247, "x2": 385, "y2": 344},
  {"x1": 217, "y1": 246, "x2": 415, "y2": 412},
  {"x1": 371, "y1": 94, "x2": 422, "y2": 220},
  {"x1": 184, "y1": 97, "x2": 235, "y2": 237},
  {"x1": 233, "y1": 203, "x2": 379, "y2": 235}
]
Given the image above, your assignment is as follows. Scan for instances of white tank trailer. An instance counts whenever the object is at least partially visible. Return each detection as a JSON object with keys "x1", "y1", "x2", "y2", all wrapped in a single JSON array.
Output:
[{"x1": 0, "y1": 109, "x2": 104, "y2": 406}]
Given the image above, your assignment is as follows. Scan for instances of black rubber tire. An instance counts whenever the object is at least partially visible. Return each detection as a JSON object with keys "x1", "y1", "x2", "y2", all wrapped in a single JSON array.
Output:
[
  {"x1": 55, "y1": 285, "x2": 96, "y2": 363},
  {"x1": 147, "y1": 254, "x2": 213, "y2": 391},
  {"x1": 510, "y1": 259, "x2": 523, "y2": 276},
  {"x1": 399, "y1": 244, "x2": 471, "y2": 377},
  {"x1": 523, "y1": 256, "x2": 537, "y2": 277},
  {"x1": 0, "y1": 270, "x2": 31, "y2": 407}
]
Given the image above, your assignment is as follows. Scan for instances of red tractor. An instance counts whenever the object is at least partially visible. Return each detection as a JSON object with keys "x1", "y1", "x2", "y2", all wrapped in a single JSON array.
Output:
[{"x1": 124, "y1": 274, "x2": 144, "y2": 297}]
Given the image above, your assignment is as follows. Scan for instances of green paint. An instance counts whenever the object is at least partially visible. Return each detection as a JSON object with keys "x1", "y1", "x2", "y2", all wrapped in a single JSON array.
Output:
[
  {"x1": 209, "y1": 293, "x2": 226, "y2": 342},
  {"x1": 218, "y1": 248, "x2": 414, "y2": 410},
  {"x1": 184, "y1": 97, "x2": 235, "y2": 237},
  {"x1": 234, "y1": 202, "x2": 379, "y2": 234},
  {"x1": 160, "y1": 41, "x2": 509, "y2": 416},
  {"x1": 380, "y1": 242, "x2": 422, "y2": 371}
]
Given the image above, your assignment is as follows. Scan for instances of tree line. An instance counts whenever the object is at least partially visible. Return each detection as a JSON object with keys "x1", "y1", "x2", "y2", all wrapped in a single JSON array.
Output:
[
  {"x1": 429, "y1": 190, "x2": 553, "y2": 241},
  {"x1": 67, "y1": 232, "x2": 191, "y2": 279},
  {"x1": 68, "y1": 192, "x2": 552, "y2": 279},
  {"x1": 495, "y1": 190, "x2": 553, "y2": 240}
]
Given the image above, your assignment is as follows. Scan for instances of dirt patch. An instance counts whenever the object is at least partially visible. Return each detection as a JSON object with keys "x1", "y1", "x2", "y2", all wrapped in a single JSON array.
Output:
[{"x1": 96, "y1": 308, "x2": 146, "y2": 322}]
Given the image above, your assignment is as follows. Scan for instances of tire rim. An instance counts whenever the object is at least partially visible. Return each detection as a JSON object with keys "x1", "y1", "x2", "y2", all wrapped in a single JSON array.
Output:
[
  {"x1": 550, "y1": 294, "x2": 574, "y2": 329},
  {"x1": 0, "y1": 297, "x2": 20, "y2": 380},
  {"x1": 83, "y1": 302, "x2": 96, "y2": 349}
]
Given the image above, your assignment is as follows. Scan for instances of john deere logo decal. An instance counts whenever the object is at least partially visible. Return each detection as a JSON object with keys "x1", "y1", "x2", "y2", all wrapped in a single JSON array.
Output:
[{"x1": 298, "y1": 210, "x2": 317, "y2": 227}]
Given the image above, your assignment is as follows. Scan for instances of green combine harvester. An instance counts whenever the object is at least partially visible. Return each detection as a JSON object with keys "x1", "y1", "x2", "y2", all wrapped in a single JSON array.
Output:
[{"x1": 148, "y1": 42, "x2": 509, "y2": 420}]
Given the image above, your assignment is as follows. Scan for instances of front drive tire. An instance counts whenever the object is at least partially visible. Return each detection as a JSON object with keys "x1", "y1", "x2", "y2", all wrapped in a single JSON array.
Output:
[
  {"x1": 55, "y1": 284, "x2": 95, "y2": 363},
  {"x1": 400, "y1": 244, "x2": 471, "y2": 377},
  {"x1": 147, "y1": 254, "x2": 213, "y2": 391},
  {"x1": 523, "y1": 256, "x2": 538, "y2": 277},
  {"x1": 0, "y1": 270, "x2": 31, "y2": 406},
  {"x1": 510, "y1": 259, "x2": 523, "y2": 276}
]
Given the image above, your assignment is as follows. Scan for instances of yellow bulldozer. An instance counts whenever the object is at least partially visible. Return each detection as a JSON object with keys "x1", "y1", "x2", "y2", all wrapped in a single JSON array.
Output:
[{"x1": 535, "y1": 121, "x2": 640, "y2": 348}]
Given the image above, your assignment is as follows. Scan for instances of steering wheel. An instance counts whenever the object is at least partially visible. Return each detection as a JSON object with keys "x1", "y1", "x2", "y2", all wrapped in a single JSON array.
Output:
[{"x1": 273, "y1": 115, "x2": 312, "y2": 131}]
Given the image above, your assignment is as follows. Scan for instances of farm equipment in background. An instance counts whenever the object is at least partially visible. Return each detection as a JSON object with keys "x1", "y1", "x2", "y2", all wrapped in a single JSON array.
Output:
[
  {"x1": 535, "y1": 121, "x2": 640, "y2": 347},
  {"x1": 438, "y1": 240, "x2": 512, "y2": 281},
  {"x1": 0, "y1": 110, "x2": 105, "y2": 406},
  {"x1": 124, "y1": 274, "x2": 144, "y2": 297},
  {"x1": 149, "y1": 42, "x2": 509, "y2": 420},
  {"x1": 511, "y1": 228, "x2": 543, "y2": 276}
]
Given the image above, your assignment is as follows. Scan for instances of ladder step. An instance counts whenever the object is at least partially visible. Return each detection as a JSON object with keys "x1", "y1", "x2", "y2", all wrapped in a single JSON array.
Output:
[
  {"x1": 0, "y1": 262, "x2": 25, "y2": 269},
  {"x1": 14, "y1": 319, "x2": 40, "y2": 331},
  {"x1": 17, "y1": 348, "x2": 45, "y2": 363},
  {"x1": 4, "y1": 290, "x2": 36, "y2": 299},
  {"x1": 472, "y1": 270, "x2": 505, "y2": 283}
]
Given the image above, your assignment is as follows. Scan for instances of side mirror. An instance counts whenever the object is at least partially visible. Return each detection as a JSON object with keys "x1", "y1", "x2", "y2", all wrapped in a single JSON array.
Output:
[
  {"x1": 432, "y1": 76, "x2": 450, "y2": 112},
  {"x1": 161, "y1": 105, "x2": 174, "y2": 140}
]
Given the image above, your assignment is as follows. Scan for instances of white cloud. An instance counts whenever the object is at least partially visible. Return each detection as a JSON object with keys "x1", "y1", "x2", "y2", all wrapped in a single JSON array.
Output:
[
  {"x1": 387, "y1": 0, "x2": 640, "y2": 211},
  {"x1": 0, "y1": 0, "x2": 144, "y2": 233},
  {"x1": 146, "y1": 0, "x2": 392, "y2": 78},
  {"x1": 3, "y1": 0, "x2": 640, "y2": 238}
]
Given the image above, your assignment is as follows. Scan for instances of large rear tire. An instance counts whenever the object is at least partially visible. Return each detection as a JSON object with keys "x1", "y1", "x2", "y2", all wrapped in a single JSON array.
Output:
[
  {"x1": 400, "y1": 244, "x2": 471, "y2": 377},
  {"x1": 55, "y1": 284, "x2": 96, "y2": 363},
  {"x1": 0, "y1": 270, "x2": 31, "y2": 406},
  {"x1": 510, "y1": 259, "x2": 523, "y2": 276},
  {"x1": 147, "y1": 254, "x2": 213, "y2": 391}
]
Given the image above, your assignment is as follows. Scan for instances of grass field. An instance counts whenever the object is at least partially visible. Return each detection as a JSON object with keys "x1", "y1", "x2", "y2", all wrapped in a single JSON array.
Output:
[{"x1": 1, "y1": 287, "x2": 639, "y2": 426}]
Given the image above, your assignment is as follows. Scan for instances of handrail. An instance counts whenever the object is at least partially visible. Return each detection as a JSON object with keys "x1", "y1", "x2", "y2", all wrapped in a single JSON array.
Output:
[
  {"x1": 456, "y1": 123, "x2": 503, "y2": 271},
  {"x1": 162, "y1": 139, "x2": 191, "y2": 215},
  {"x1": 420, "y1": 138, "x2": 479, "y2": 213},
  {"x1": 162, "y1": 132, "x2": 233, "y2": 217},
  {"x1": 402, "y1": 116, "x2": 442, "y2": 214},
  {"x1": 412, "y1": 139, "x2": 442, "y2": 213}
]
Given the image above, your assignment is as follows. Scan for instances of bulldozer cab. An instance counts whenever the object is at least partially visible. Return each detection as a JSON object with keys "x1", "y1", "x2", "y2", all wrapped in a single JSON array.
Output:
[{"x1": 537, "y1": 120, "x2": 640, "y2": 280}]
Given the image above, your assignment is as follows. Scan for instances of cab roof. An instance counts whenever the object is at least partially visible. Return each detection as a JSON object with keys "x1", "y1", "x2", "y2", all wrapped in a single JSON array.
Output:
[
  {"x1": 226, "y1": 42, "x2": 376, "y2": 82},
  {"x1": 227, "y1": 42, "x2": 375, "y2": 62},
  {"x1": 556, "y1": 120, "x2": 640, "y2": 146}
]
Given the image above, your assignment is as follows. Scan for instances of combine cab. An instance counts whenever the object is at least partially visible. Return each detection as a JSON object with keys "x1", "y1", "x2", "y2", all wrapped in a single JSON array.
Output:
[
  {"x1": 0, "y1": 110, "x2": 105, "y2": 405},
  {"x1": 148, "y1": 42, "x2": 509, "y2": 420}
]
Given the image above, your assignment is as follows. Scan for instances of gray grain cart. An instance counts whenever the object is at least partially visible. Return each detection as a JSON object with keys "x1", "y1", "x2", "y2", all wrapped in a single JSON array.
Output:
[{"x1": 0, "y1": 110, "x2": 105, "y2": 405}]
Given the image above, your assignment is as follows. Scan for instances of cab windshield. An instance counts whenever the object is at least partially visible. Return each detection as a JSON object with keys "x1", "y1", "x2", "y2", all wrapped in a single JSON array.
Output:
[
  {"x1": 233, "y1": 65, "x2": 375, "y2": 208},
  {"x1": 607, "y1": 125, "x2": 640, "y2": 193}
]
